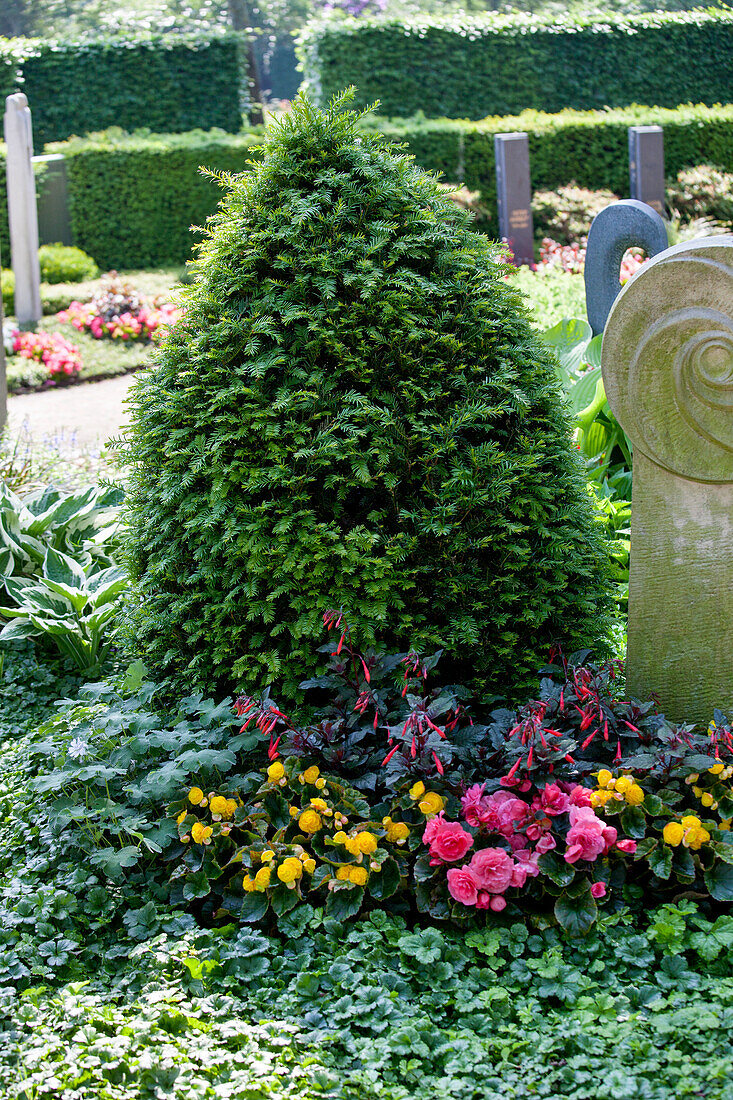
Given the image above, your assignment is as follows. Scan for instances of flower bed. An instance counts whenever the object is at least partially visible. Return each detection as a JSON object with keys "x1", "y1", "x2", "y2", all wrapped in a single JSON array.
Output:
[
  {"x1": 57, "y1": 272, "x2": 182, "y2": 343},
  {"x1": 9, "y1": 328, "x2": 81, "y2": 385}
]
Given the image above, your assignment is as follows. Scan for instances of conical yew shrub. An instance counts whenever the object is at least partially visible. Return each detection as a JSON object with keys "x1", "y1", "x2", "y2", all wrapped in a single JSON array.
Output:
[{"x1": 120, "y1": 93, "x2": 612, "y2": 702}]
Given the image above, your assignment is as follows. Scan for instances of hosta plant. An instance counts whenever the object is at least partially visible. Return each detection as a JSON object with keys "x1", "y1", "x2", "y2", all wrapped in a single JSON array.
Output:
[
  {"x1": 0, "y1": 481, "x2": 123, "y2": 587},
  {"x1": 0, "y1": 548, "x2": 127, "y2": 671}
]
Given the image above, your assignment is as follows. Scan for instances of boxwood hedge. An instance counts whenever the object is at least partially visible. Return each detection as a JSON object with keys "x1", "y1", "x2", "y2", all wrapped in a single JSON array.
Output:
[{"x1": 299, "y1": 9, "x2": 733, "y2": 120}]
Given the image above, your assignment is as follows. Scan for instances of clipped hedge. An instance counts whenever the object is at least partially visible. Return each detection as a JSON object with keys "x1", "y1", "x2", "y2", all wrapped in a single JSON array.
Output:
[
  {"x1": 372, "y1": 102, "x2": 733, "y2": 233},
  {"x1": 2, "y1": 32, "x2": 246, "y2": 151},
  {"x1": 46, "y1": 129, "x2": 265, "y2": 269},
  {"x1": 299, "y1": 9, "x2": 733, "y2": 120}
]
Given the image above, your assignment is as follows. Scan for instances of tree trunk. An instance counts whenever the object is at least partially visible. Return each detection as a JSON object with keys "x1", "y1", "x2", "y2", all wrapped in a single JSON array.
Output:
[{"x1": 227, "y1": 0, "x2": 264, "y2": 125}]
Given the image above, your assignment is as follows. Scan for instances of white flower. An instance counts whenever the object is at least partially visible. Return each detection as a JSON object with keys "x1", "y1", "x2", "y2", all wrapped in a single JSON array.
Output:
[
  {"x1": 67, "y1": 738, "x2": 89, "y2": 761},
  {"x1": 3, "y1": 320, "x2": 18, "y2": 355}
]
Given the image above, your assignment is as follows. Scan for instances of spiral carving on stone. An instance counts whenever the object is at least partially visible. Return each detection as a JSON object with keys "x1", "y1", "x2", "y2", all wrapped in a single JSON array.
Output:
[{"x1": 602, "y1": 237, "x2": 733, "y2": 483}]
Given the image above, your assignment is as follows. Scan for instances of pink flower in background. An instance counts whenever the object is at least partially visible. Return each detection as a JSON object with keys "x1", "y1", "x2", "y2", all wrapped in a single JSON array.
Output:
[
  {"x1": 615, "y1": 839, "x2": 637, "y2": 854},
  {"x1": 425, "y1": 819, "x2": 474, "y2": 864},
  {"x1": 11, "y1": 329, "x2": 81, "y2": 384},
  {"x1": 469, "y1": 847, "x2": 514, "y2": 894},
  {"x1": 477, "y1": 791, "x2": 530, "y2": 835},
  {"x1": 447, "y1": 866, "x2": 479, "y2": 906},
  {"x1": 539, "y1": 783, "x2": 572, "y2": 816},
  {"x1": 564, "y1": 805, "x2": 618, "y2": 864},
  {"x1": 590, "y1": 882, "x2": 607, "y2": 899}
]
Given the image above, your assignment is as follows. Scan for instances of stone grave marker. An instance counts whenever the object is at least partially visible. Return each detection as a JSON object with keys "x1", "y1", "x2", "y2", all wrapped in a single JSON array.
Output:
[
  {"x1": 629, "y1": 125, "x2": 666, "y2": 217},
  {"x1": 602, "y1": 236, "x2": 733, "y2": 724},
  {"x1": 494, "y1": 132, "x2": 534, "y2": 266},
  {"x1": 4, "y1": 93, "x2": 42, "y2": 329},
  {"x1": 585, "y1": 199, "x2": 668, "y2": 336},
  {"x1": 0, "y1": 246, "x2": 7, "y2": 432}
]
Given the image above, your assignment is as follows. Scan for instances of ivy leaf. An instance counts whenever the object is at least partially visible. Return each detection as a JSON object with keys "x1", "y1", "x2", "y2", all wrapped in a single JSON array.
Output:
[
  {"x1": 369, "y1": 856, "x2": 401, "y2": 900},
  {"x1": 537, "y1": 850, "x2": 575, "y2": 887},
  {"x1": 554, "y1": 884, "x2": 597, "y2": 937},
  {"x1": 239, "y1": 892, "x2": 269, "y2": 923},
  {"x1": 326, "y1": 885, "x2": 364, "y2": 921},
  {"x1": 648, "y1": 845, "x2": 673, "y2": 880},
  {"x1": 704, "y1": 862, "x2": 733, "y2": 901}
]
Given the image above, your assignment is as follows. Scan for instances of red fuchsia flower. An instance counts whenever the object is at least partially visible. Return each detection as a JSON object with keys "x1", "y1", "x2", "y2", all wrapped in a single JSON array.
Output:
[
  {"x1": 424, "y1": 818, "x2": 474, "y2": 864},
  {"x1": 539, "y1": 782, "x2": 572, "y2": 816},
  {"x1": 446, "y1": 866, "x2": 479, "y2": 906},
  {"x1": 590, "y1": 882, "x2": 607, "y2": 899},
  {"x1": 468, "y1": 847, "x2": 514, "y2": 894},
  {"x1": 615, "y1": 839, "x2": 637, "y2": 854},
  {"x1": 564, "y1": 805, "x2": 618, "y2": 864}
]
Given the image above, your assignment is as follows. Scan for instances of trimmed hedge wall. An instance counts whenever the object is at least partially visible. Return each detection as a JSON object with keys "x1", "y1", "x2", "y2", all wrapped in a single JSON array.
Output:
[
  {"x1": 299, "y1": 9, "x2": 733, "y2": 120},
  {"x1": 2, "y1": 32, "x2": 246, "y2": 151},
  {"x1": 12, "y1": 101, "x2": 733, "y2": 271},
  {"x1": 370, "y1": 102, "x2": 733, "y2": 233},
  {"x1": 46, "y1": 130, "x2": 265, "y2": 270}
]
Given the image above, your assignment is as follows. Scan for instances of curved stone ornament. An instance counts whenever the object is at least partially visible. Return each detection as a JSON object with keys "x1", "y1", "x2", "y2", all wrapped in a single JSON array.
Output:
[
  {"x1": 602, "y1": 236, "x2": 733, "y2": 723},
  {"x1": 585, "y1": 199, "x2": 669, "y2": 337}
]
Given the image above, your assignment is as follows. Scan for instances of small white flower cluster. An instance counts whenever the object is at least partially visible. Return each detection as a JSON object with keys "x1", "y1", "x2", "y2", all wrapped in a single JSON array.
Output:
[
  {"x1": 67, "y1": 737, "x2": 90, "y2": 761},
  {"x1": 3, "y1": 320, "x2": 18, "y2": 356}
]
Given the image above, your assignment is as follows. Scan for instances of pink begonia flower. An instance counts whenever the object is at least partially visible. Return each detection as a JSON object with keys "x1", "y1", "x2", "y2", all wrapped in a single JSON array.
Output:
[
  {"x1": 615, "y1": 839, "x2": 637, "y2": 854},
  {"x1": 461, "y1": 783, "x2": 487, "y2": 827},
  {"x1": 564, "y1": 805, "x2": 618, "y2": 864},
  {"x1": 569, "y1": 785, "x2": 594, "y2": 808},
  {"x1": 525, "y1": 816, "x2": 552, "y2": 842},
  {"x1": 476, "y1": 890, "x2": 492, "y2": 910},
  {"x1": 590, "y1": 882, "x2": 607, "y2": 898},
  {"x1": 469, "y1": 847, "x2": 514, "y2": 893},
  {"x1": 535, "y1": 833, "x2": 556, "y2": 854},
  {"x1": 500, "y1": 775, "x2": 532, "y2": 792},
  {"x1": 477, "y1": 791, "x2": 530, "y2": 835},
  {"x1": 446, "y1": 866, "x2": 479, "y2": 906},
  {"x1": 513, "y1": 849, "x2": 541, "y2": 878},
  {"x1": 425, "y1": 819, "x2": 474, "y2": 864},
  {"x1": 539, "y1": 783, "x2": 572, "y2": 816},
  {"x1": 489, "y1": 894, "x2": 507, "y2": 912},
  {"x1": 422, "y1": 812, "x2": 445, "y2": 846}
]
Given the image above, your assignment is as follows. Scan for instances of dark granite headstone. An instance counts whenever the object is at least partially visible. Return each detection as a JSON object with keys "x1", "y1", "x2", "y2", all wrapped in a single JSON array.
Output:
[
  {"x1": 584, "y1": 199, "x2": 669, "y2": 336},
  {"x1": 629, "y1": 126, "x2": 666, "y2": 217},
  {"x1": 494, "y1": 132, "x2": 534, "y2": 266}
]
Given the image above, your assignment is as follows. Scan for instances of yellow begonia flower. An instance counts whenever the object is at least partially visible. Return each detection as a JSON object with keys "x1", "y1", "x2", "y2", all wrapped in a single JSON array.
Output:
[
  {"x1": 614, "y1": 776, "x2": 633, "y2": 795},
  {"x1": 315, "y1": 777, "x2": 326, "y2": 790},
  {"x1": 701, "y1": 792, "x2": 714, "y2": 808},
  {"x1": 720, "y1": 820, "x2": 731, "y2": 831},
  {"x1": 188, "y1": 787, "x2": 204, "y2": 805},
  {"x1": 333, "y1": 831, "x2": 348, "y2": 845},
  {"x1": 684, "y1": 826, "x2": 711, "y2": 850},
  {"x1": 177, "y1": 810, "x2": 188, "y2": 824},
  {"x1": 243, "y1": 874, "x2": 256, "y2": 892},
  {"x1": 663, "y1": 822, "x2": 684, "y2": 846},
  {"x1": 356, "y1": 831, "x2": 378, "y2": 855},
  {"x1": 191, "y1": 822, "x2": 213, "y2": 844},
  {"x1": 303, "y1": 766, "x2": 320, "y2": 784},
  {"x1": 596, "y1": 769, "x2": 613, "y2": 789},
  {"x1": 681, "y1": 815, "x2": 702, "y2": 829},
  {"x1": 709, "y1": 760, "x2": 725, "y2": 775},
  {"x1": 289, "y1": 805, "x2": 300, "y2": 817},
  {"x1": 418, "y1": 792, "x2": 444, "y2": 816},
  {"x1": 336, "y1": 866, "x2": 352, "y2": 881},
  {"x1": 254, "y1": 867, "x2": 271, "y2": 890},
  {"x1": 261, "y1": 850, "x2": 275, "y2": 862},
  {"x1": 303, "y1": 858, "x2": 316, "y2": 874},
  {"x1": 409, "y1": 780, "x2": 426, "y2": 800},
  {"x1": 349, "y1": 866, "x2": 368, "y2": 886},
  {"x1": 590, "y1": 790, "x2": 613, "y2": 808},
  {"x1": 267, "y1": 761, "x2": 285, "y2": 782},
  {"x1": 625, "y1": 785, "x2": 645, "y2": 806},
  {"x1": 344, "y1": 836, "x2": 361, "y2": 856},
  {"x1": 277, "y1": 857, "x2": 304, "y2": 884},
  {"x1": 310, "y1": 798, "x2": 328, "y2": 812},
  {"x1": 692, "y1": 786, "x2": 703, "y2": 798},
  {"x1": 386, "y1": 821, "x2": 410, "y2": 842},
  {"x1": 298, "y1": 809, "x2": 323, "y2": 834},
  {"x1": 209, "y1": 795, "x2": 230, "y2": 816}
]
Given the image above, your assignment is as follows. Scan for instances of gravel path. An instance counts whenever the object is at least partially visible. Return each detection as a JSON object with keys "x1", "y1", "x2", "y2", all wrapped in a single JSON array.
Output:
[{"x1": 6, "y1": 373, "x2": 138, "y2": 449}]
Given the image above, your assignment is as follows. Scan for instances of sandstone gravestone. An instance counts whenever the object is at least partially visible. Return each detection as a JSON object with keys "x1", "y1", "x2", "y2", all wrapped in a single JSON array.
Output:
[
  {"x1": 494, "y1": 132, "x2": 534, "y2": 266},
  {"x1": 602, "y1": 236, "x2": 733, "y2": 724},
  {"x1": 629, "y1": 126, "x2": 666, "y2": 217},
  {"x1": 585, "y1": 199, "x2": 668, "y2": 336},
  {"x1": 4, "y1": 93, "x2": 42, "y2": 328}
]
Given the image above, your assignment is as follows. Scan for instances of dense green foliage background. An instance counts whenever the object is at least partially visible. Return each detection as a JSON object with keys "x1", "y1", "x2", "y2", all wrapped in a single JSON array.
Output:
[
  {"x1": 0, "y1": 31, "x2": 245, "y2": 151},
  {"x1": 119, "y1": 96, "x2": 611, "y2": 702},
  {"x1": 301, "y1": 9, "x2": 733, "y2": 120},
  {"x1": 24, "y1": 101, "x2": 733, "y2": 268},
  {"x1": 46, "y1": 129, "x2": 265, "y2": 269}
]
